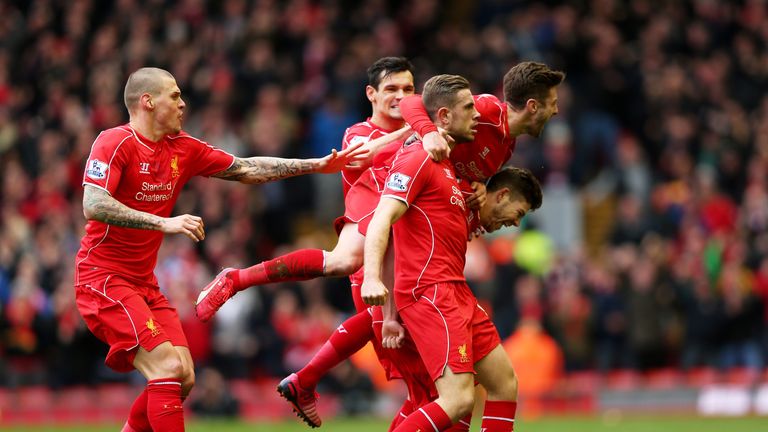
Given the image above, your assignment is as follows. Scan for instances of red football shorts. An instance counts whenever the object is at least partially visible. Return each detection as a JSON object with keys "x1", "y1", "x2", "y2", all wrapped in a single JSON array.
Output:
[
  {"x1": 75, "y1": 274, "x2": 188, "y2": 373},
  {"x1": 349, "y1": 267, "x2": 367, "y2": 314},
  {"x1": 349, "y1": 284, "x2": 402, "y2": 380},
  {"x1": 370, "y1": 307, "x2": 436, "y2": 405},
  {"x1": 398, "y1": 281, "x2": 501, "y2": 382},
  {"x1": 334, "y1": 166, "x2": 389, "y2": 236}
]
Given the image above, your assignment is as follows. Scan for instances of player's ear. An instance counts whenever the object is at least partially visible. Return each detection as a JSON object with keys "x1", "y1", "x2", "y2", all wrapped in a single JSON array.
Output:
[
  {"x1": 436, "y1": 106, "x2": 451, "y2": 126},
  {"x1": 526, "y1": 98, "x2": 538, "y2": 114},
  {"x1": 365, "y1": 85, "x2": 376, "y2": 103},
  {"x1": 497, "y1": 187, "x2": 510, "y2": 202},
  {"x1": 141, "y1": 93, "x2": 154, "y2": 110}
]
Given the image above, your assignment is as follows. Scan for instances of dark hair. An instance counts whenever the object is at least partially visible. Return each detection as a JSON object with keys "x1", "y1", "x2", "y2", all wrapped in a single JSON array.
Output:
[
  {"x1": 503, "y1": 62, "x2": 565, "y2": 109},
  {"x1": 487, "y1": 167, "x2": 543, "y2": 210},
  {"x1": 367, "y1": 57, "x2": 414, "y2": 90},
  {"x1": 422, "y1": 74, "x2": 471, "y2": 120}
]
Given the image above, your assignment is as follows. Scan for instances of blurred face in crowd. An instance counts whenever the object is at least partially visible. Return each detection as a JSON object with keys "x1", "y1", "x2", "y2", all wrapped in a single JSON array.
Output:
[
  {"x1": 444, "y1": 88, "x2": 480, "y2": 143},
  {"x1": 367, "y1": 70, "x2": 415, "y2": 121},
  {"x1": 150, "y1": 76, "x2": 186, "y2": 136},
  {"x1": 479, "y1": 188, "x2": 532, "y2": 232},
  {"x1": 528, "y1": 87, "x2": 559, "y2": 137}
]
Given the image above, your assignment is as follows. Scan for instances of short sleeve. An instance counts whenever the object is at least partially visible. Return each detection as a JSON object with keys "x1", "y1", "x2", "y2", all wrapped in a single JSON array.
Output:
[
  {"x1": 381, "y1": 147, "x2": 433, "y2": 207},
  {"x1": 474, "y1": 94, "x2": 504, "y2": 125},
  {"x1": 186, "y1": 136, "x2": 236, "y2": 177},
  {"x1": 82, "y1": 129, "x2": 131, "y2": 195}
]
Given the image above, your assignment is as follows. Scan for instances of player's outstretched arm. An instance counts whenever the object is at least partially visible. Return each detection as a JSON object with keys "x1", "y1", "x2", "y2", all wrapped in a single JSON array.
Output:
[
  {"x1": 213, "y1": 140, "x2": 367, "y2": 184},
  {"x1": 361, "y1": 197, "x2": 407, "y2": 306},
  {"x1": 83, "y1": 185, "x2": 205, "y2": 242},
  {"x1": 345, "y1": 125, "x2": 412, "y2": 170}
]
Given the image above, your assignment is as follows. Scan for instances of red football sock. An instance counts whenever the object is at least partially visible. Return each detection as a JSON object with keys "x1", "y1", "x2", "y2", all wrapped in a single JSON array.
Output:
[
  {"x1": 296, "y1": 310, "x2": 374, "y2": 389},
  {"x1": 446, "y1": 413, "x2": 472, "y2": 432},
  {"x1": 123, "y1": 388, "x2": 150, "y2": 432},
  {"x1": 388, "y1": 399, "x2": 414, "y2": 432},
  {"x1": 146, "y1": 378, "x2": 185, "y2": 432},
  {"x1": 481, "y1": 400, "x2": 517, "y2": 431},
  {"x1": 233, "y1": 249, "x2": 325, "y2": 291},
  {"x1": 392, "y1": 401, "x2": 453, "y2": 432}
]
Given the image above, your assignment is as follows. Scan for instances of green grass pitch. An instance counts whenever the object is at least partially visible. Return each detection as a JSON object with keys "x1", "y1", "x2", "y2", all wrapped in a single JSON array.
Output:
[{"x1": 2, "y1": 416, "x2": 767, "y2": 432}]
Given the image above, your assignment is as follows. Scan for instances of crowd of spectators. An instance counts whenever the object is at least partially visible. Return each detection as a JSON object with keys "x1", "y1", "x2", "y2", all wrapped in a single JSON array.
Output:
[{"x1": 1, "y1": 0, "x2": 767, "y2": 407}]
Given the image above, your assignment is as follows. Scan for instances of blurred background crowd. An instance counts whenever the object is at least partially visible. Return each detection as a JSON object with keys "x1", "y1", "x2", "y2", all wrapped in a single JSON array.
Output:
[{"x1": 1, "y1": 0, "x2": 768, "y2": 418}]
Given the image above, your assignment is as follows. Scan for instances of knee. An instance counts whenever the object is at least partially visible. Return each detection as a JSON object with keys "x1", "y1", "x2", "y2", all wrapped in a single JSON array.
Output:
[
  {"x1": 181, "y1": 368, "x2": 195, "y2": 397},
  {"x1": 325, "y1": 250, "x2": 363, "y2": 276},
  {"x1": 488, "y1": 368, "x2": 518, "y2": 401},
  {"x1": 452, "y1": 388, "x2": 476, "y2": 418},
  {"x1": 156, "y1": 351, "x2": 185, "y2": 380}
]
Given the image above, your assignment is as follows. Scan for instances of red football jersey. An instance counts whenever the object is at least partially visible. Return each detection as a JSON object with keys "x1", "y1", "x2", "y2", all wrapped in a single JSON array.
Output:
[
  {"x1": 75, "y1": 125, "x2": 234, "y2": 286},
  {"x1": 400, "y1": 94, "x2": 516, "y2": 182},
  {"x1": 381, "y1": 142, "x2": 469, "y2": 310},
  {"x1": 340, "y1": 119, "x2": 403, "y2": 198}
]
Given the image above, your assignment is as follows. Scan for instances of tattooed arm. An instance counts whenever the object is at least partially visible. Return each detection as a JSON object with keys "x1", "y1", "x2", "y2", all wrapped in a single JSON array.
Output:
[
  {"x1": 212, "y1": 140, "x2": 368, "y2": 184},
  {"x1": 212, "y1": 157, "x2": 318, "y2": 184},
  {"x1": 83, "y1": 185, "x2": 206, "y2": 242}
]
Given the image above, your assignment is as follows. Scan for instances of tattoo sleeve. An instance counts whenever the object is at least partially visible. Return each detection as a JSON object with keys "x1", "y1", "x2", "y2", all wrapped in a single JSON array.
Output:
[
  {"x1": 83, "y1": 185, "x2": 163, "y2": 230},
  {"x1": 212, "y1": 157, "x2": 317, "y2": 184}
]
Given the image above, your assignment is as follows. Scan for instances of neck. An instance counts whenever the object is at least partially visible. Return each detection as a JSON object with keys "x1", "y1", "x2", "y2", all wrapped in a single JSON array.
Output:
[
  {"x1": 369, "y1": 113, "x2": 404, "y2": 132},
  {"x1": 129, "y1": 115, "x2": 165, "y2": 142},
  {"x1": 506, "y1": 105, "x2": 528, "y2": 137}
]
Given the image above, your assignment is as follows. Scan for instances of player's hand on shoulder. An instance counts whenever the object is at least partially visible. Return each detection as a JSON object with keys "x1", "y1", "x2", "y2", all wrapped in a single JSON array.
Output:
[
  {"x1": 381, "y1": 319, "x2": 405, "y2": 349},
  {"x1": 361, "y1": 279, "x2": 388, "y2": 306},
  {"x1": 467, "y1": 181, "x2": 487, "y2": 210},
  {"x1": 422, "y1": 129, "x2": 452, "y2": 161},
  {"x1": 161, "y1": 214, "x2": 205, "y2": 242}
]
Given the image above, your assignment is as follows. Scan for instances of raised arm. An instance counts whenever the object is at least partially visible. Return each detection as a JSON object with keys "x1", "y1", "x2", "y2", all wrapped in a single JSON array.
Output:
[
  {"x1": 361, "y1": 197, "x2": 408, "y2": 306},
  {"x1": 400, "y1": 95, "x2": 451, "y2": 161},
  {"x1": 83, "y1": 185, "x2": 206, "y2": 242},
  {"x1": 212, "y1": 140, "x2": 367, "y2": 184}
]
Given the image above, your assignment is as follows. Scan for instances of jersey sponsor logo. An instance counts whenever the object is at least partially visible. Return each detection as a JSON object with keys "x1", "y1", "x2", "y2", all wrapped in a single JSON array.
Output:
[
  {"x1": 170, "y1": 155, "x2": 180, "y2": 178},
  {"x1": 86, "y1": 159, "x2": 108, "y2": 180},
  {"x1": 146, "y1": 318, "x2": 161, "y2": 337},
  {"x1": 386, "y1": 172, "x2": 411, "y2": 192},
  {"x1": 458, "y1": 343, "x2": 470, "y2": 363},
  {"x1": 139, "y1": 162, "x2": 150, "y2": 174},
  {"x1": 454, "y1": 161, "x2": 484, "y2": 180},
  {"x1": 450, "y1": 185, "x2": 466, "y2": 211},
  {"x1": 136, "y1": 181, "x2": 174, "y2": 202}
]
